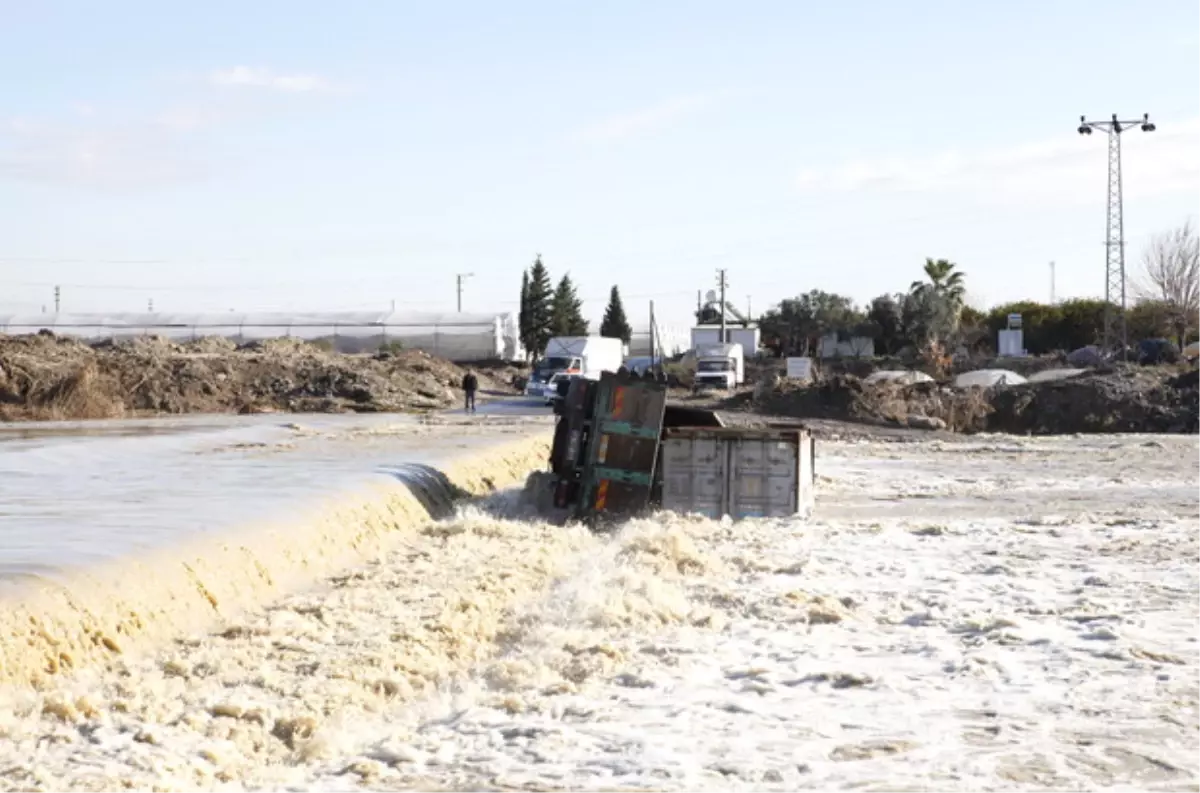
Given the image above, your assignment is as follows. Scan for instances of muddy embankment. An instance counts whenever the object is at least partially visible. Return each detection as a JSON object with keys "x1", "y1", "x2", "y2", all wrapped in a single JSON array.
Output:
[
  {"x1": 723, "y1": 366, "x2": 1200, "y2": 435},
  {"x1": 0, "y1": 333, "x2": 521, "y2": 422}
]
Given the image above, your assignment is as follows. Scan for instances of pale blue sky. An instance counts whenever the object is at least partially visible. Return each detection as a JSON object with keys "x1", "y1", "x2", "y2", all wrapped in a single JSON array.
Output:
[{"x1": 2, "y1": 0, "x2": 1197, "y2": 329}]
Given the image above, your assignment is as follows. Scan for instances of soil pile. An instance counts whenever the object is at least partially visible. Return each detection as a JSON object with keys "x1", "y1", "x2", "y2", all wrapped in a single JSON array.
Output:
[
  {"x1": 988, "y1": 367, "x2": 1198, "y2": 434},
  {"x1": 0, "y1": 333, "x2": 511, "y2": 422},
  {"x1": 747, "y1": 375, "x2": 992, "y2": 432},
  {"x1": 736, "y1": 366, "x2": 1199, "y2": 435}
]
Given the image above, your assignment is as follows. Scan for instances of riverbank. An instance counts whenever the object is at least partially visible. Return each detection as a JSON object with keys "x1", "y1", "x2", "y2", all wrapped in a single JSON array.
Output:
[{"x1": 0, "y1": 333, "x2": 522, "y2": 422}]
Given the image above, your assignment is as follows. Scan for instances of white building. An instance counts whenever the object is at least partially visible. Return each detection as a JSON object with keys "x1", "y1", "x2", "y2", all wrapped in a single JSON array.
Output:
[{"x1": 817, "y1": 333, "x2": 875, "y2": 359}]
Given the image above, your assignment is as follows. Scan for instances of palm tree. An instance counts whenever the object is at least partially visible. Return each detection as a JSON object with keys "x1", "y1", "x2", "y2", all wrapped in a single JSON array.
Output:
[
  {"x1": 907, "y1": 258, "x2": 968, "y2": 345},
  {"x1": 911, "y1": 258, "x2": 966, "y2": 308}
]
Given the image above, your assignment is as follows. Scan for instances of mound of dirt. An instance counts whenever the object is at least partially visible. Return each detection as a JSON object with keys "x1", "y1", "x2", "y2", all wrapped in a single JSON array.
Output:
[
  {"x1": 988, "y1": 367, "x2": 1198, "y2": 434},
  {"x1": 0, "y1": 333, "x2": 513, "y2": 422},
  {"x1": 749, "y1": 374, "x2": 992, "y2": 432},
  {"x1": 736, "y1": 366, "x2": 1198, "y2": 435}
]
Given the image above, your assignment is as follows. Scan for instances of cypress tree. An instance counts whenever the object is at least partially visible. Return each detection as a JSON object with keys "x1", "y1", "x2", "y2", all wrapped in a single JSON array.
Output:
[
  {"x1": 599, "y1": 285, "x2": 632, "y2": 344},
  {"x1": 526, "y1": 254, "x2": 554, "y2": 359},
  {"x1": 518, "y1": 270, "x2": 532, "y2": 360},
  {"x1": 550, "y1": 274, "x2": 588, "y2": 336}
]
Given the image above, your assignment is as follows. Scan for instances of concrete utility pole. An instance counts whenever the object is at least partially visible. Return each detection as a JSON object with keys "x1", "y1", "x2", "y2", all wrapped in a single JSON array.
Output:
[
  {"x1": 456, "y1": 273, "x2": 475, "y2": 312},
  {"x1": 54, "y1": 285, "x2": 60, "y2": 314},
  {"x1": 1077, "y1": 113, "x2": 1155, "y2": 358},
  {"x1": 1049, "y1": 261, "x2": 1056, "y2": 304},
  {"x1": 710, "y1": 268, "x2": 729, "y2": 340},
  {"x1": 649, "y1": 300, "x2": 656, "y2": 372},
  {"x1": 716, "y1": 269, "x2": 729, "y2": 342}
]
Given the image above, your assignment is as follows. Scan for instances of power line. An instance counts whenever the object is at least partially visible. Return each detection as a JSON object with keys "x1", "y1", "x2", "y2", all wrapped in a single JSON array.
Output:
[{"x1": 1077, "y1": 112, "x2": 1156, "y2": 357}]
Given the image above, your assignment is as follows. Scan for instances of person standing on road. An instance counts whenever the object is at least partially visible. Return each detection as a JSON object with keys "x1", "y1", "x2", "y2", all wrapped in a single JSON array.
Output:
[{"x1": 461, "y1": 369, "x2": 479, "y2": 414}]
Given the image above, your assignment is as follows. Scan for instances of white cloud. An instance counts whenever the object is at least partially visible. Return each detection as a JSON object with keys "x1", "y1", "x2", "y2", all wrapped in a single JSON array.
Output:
[
  {"x1": 0, "y1": 110, "x2": 214, "y2": 190},
  {"x1": 796, "y1": 117, "x2": 1200, "y2": 205},
  {"x1": 1, "y1": 67, "x2": 345, "y2": 191},
  {"x1": 577, "y1": 93, "x2": 721, "y2": 144},
  {"x1": 154, "y1": 103, "x2": 224, "y2": 132},
  {"x1": 209, "y1": 66, "x2": 335, "y2": 94}
]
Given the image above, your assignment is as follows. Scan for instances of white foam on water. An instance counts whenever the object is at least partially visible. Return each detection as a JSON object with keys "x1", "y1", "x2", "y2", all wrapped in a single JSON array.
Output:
[{"x1": 0, "y1": 433, "x2": 1195, "y2": 791}]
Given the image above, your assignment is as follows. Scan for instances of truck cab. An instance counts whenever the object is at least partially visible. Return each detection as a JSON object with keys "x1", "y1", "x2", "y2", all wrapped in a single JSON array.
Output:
[
  {"x1": 524, "y1": 336, "x2": 624, "y2": 401},
  {"x1": 692, "y1": 342, "x2": 744, "y2": 391},
  {"x1": 525, "y1": 354, "x2": 582, "y2": 399}
]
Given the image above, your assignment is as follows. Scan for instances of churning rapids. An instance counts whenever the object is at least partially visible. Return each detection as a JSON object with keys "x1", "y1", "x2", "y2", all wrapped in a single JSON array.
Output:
[{"x1": 0, "y1": 430, "x2": 1196, "y2": 791}]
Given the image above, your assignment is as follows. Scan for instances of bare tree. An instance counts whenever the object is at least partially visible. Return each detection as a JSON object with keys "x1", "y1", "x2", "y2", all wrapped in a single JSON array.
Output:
[{"x1": 1136, "y1": 219, "x2": 1199, "y2": 345}]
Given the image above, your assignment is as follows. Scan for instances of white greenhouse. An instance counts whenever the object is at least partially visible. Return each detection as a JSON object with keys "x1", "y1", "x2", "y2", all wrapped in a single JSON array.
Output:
[
  {"x1": 1026, "y1": 368, "x2": 1087, "y2": 383},
  {"x1": 953, "y1": 369, "x2": 1028, "y2": 388},
  {"x1": 627, "y1": 325, "x2": 691, "y2": 358},
  {"x1": 0, "y1": 311, "x2": 525, "y2": 362},
  {"x1": 863, "y1": 370, "x2": 935, "y2": 386}
]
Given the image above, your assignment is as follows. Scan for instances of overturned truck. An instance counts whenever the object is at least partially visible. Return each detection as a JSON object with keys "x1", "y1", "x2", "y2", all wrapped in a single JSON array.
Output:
[{"x1": 523, "y1": 371, "x2": 816, "y2": 527}]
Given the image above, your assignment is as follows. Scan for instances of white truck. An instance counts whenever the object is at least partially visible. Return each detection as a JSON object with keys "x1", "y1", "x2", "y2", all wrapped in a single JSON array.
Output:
[
  {"x1": 692, "y1": 342, "x2": 744, "y2": 390},
  {"x1": 524, "y1": 336, "x2": 624, "y2": 403}
]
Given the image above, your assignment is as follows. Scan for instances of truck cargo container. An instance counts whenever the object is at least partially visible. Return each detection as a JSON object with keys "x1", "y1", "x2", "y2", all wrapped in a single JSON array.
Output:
[{"x1": 660, "y1": 426, "x2": 815, "y2": 520}]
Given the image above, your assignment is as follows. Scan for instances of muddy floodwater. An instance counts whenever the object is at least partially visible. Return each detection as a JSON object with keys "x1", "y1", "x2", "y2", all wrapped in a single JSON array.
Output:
[
  {"x1": 0, "y1": 411, "x2": 552, "y2": 583},
  {"x1": 0, "y1": 428, "x2": 1196, "y2": 791}
]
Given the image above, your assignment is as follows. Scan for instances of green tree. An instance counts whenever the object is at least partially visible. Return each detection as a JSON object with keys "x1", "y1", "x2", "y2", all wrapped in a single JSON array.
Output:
[
  {"x1": 1054, "y1": 298, "x2": 1110, "y2": 351},
  {"x1": 759, "y1": 290, "x2": 863, "y2": 356},
  {"x1": 550, "y1": 274, "x2": 589, "y2": 336},
  {"x1": 525, "y1": 255, "x2": 554, "y2": 359},
  {"x1": 957, "y1": 304, "x2": 990, "y2": 351},
  {"x1": 1127, "y1": 299, "x2": 1178, "y2": 343},
  {"x1": 900, "y1": 288, "x2": 952, "y2": 347},
  {"x1": 517, "y1": 270, "x2": 532, "y2": 359},
  {"x1": 985, "y1": 301, "x2": 1064, "y2": 355},
  {"x1": 912, "y1": 258, "x2": 967, "y2": 306},
  {"x1": 984, "y1": 299, "x2": 1112, "y2": 354},
  {"x1": 905, "y1": 258, "x2": 968, "y2": 343},
  {"x1": 599, "y1": 286, "x2": 632, "y2": 344},
  {"x1": 866, "y1": 293, "x2": 905, "y2": 354},
  {"x1": 959, "y1": 305, "x2": 986, "y2": 327}
]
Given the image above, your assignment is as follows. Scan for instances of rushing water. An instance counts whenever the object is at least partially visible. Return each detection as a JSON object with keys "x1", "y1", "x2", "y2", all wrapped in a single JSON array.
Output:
[
  {"x1": 0, "y1": 422, "x2": 1196, "y2": 791},
  {"x1": 0, "y1": 411, "x2": 553, "y2": 582}
]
